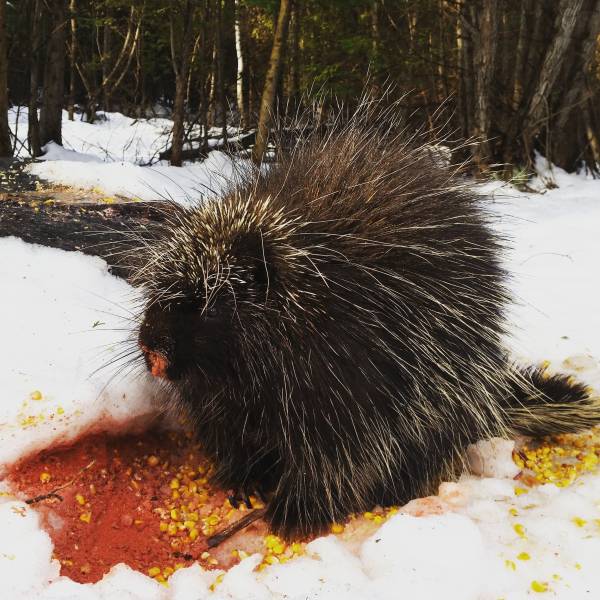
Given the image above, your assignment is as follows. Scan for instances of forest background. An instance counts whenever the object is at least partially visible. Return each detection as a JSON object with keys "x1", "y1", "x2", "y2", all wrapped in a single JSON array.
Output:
[{"x1": 0, "y1": 0, "x2": 599, "y2": 178}]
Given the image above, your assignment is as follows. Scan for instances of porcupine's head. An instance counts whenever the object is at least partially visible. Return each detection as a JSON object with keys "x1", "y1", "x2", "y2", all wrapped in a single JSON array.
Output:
[{"x1": 135, "y1": 186, "x2": 304, "y2": 393}]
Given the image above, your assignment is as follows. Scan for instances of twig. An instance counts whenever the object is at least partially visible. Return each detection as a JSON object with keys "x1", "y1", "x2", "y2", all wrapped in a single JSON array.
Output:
[
  {"x1": 206, "y1": 507, "x2": 267, "y2": 548},
  {"x1": 24, "y1": 459, "x2": 96, "y2": 505},
  {"x1": 25, "y1": 492, "x2": 63, "y2": 505}
]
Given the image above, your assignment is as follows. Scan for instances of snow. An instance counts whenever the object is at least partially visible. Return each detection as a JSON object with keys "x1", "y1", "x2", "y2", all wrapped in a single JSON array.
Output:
[
  {"x1": 0, "y1": 238, "x2": 163, "y2": 470},
  {"x1": 4, "y1": 109, "x2": 600, "y2": 598},
  {"x1": 9, "y1": 107, "x2": 238, "y2": 203}
]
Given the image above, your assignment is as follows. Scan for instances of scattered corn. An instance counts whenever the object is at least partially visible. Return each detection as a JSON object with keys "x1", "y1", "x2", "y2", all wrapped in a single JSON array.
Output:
[
  {"x1": 39, "y1": 472, "x2": 51, "y2": 484},
  {"x1": 209, "y1": 574, "x2": 224, "y2": 592},
  {"x1": 79, "y1": 512, "x2": 92, "y2": 524},
  {"x1": 513, "y1": 523, "x2": 526, "y2": 539},
  {"x1": 517, "y1": 552, "x2": 530, "y2": 561},
  {"x1": 531, "y1": 580, "x2": 548, "y2": 593},
  {"x1": 513, "y1": 430, "x2": 600, "y2": 490},
  {"x1": 30, "y1": 390, "x2": 42, "y2": 401},
  {"x1": 504, "y1": 560, "x2": 516, "y2": 571},
  {"x1": 75, "y1": 494, "x2": 85, "y2": 506}
]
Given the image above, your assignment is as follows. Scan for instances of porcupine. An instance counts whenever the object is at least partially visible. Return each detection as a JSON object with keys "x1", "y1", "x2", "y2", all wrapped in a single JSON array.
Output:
[{"x1": 134, "y1": 102, "x2": 600, "y2": 540}]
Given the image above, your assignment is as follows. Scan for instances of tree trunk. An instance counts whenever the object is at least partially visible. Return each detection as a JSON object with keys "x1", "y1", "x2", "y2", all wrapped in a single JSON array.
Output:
[
  {"x1": 215, "y1": 0, "x2": 227, "y2": 144},
  {"x1": 28, "y1": 0, "x2": 42, "y2": 156},
  {"x1": 252, "y1": 0, "x2": 292, "y2": 164},
  {"x1": 472, "y1": 0, "x2": 498, "y2": 166},
  {"x1": 526, "y1": 0, "x2": 585, "y2": 131},
  {"x1": 0, "y1": 0, "x2": 12, "y2": 157},
  {"x1": 234, "y1": 0, "x2": 248, "y2": 129},
  {"x1": 102, "y1": 18, "x2": 112, "y2": 112},
  {"x1": 287, "y1": 0, "x2": 301, "y2": 106},
  {"x1": 551, "y1": 0, "x2": 600, "y2": 169},
  {"x1": 67, "y1": 0, "x2": 77, "y2": 121},
  {"x1": 370, "y1": 0, "x2": 381, "y2": 88},
  {"x1": 39, "y1": 0, "x2": 67, "y2": 147},
  {"x1": 510, "y1": 0, "x2": 530, "y2": 111},
  {"x1": 456, "y1": 0, "x2": 474, "y2": 141},
  {"x1": 170, "y1": 0, "x2": 196, "y2": 167},
  {"x1": 555, "y1": 0, "x2": 600, "y2": 132}
]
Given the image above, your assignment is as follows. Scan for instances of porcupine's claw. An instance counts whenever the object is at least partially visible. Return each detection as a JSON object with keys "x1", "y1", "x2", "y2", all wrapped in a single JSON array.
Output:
[
  {"x1": 228, "y1": 490, "x2": 254, "y2": 509},
  {"x1": 228, "y1": 484, "x2": 269, "y2": 509}
]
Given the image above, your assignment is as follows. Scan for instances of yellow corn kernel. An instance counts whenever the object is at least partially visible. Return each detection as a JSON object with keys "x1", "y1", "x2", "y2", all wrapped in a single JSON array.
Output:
[
  {"x1": 75, "y1": 494, "x2": 85, "y2": 506},
  {"x1": 505, "y1": 560, "x2": 516, "y2": 571},
  {"x1": 373, "y1": 515, "x2": 384, "y2": 524},
  {"x1": 79, "y1": 512, "x2": 91, "y2": 524},
  {"x1": 513, "y1": 523, "x2": 526, "y2": 538},
  {"x1": 517, "y1": 552, "x2": 530, "y2": 561},
  {"x1": 159, "y1": 521, "x2": 169, "y2": 532},
  {"x1": 148, "y1": 566, "x2": 161, "y2": 577},
  {"x1": 170, "y1": 478, "x2": 180, "y2": 490},
  {"x1": 167, "y1": 523, "x2": 178, "y2": 535},
  {"x1": 57, "y1": 406, "x2": 65, "y2": 415},
  {"x1": 170, "y1": 508, "x2": 180, "y2": 521},
  {"x1": 30, "y1": 390, "x2": 43, "y2": 401},
  {"x1": 40, "y1": 472, "x2": 51, "y2": 483},
  {"x1": 206, "y1": 514, "x2": 220, "y2": 526},
  {"x1": 189, "y1": 528, "x2": 199, "y2": 541},
  {"x1": 331, "y1": 523, "x2": 345, "y2": 534},
  {"x1": 514, "y1": 487, "x2": 528, "y2": 496},
  {"x1": 147, "y1": 455, "x2": 159, "y2": 467},
  {"x1": 531, "y1": 580, "x2": 548, "y2": 593},
  {"x1": 572, "y1": 517, "x2": 587, "y2": 528},
  {"x1": 209, "y1": 574, "x2": 224, "y2": 591},
  {"x1": 264, "y1": 555, "x2": 279, "y2": 565},
  {"x1": 291, "y1": 542, "x2": 303, "y2": 554},
  {"x1": 508, "y1": 508, "x2": 518, "y2": 517},
  {"x1": 271, "y1": 542, "x2": 285, "y2": 555},
  {"x1": 163, "y1": 566, "x2": 174, "y2": 578}
]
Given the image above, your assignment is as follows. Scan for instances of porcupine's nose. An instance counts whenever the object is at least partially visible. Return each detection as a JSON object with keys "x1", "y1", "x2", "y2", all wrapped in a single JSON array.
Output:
[{"x1": 140, "y1": 344, "x2": 170, "y2": 379}]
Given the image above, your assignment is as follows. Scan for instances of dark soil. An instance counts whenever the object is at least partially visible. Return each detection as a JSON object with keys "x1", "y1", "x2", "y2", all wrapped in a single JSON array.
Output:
[{"x1": 0, "y1": 196, "x2": 171, "y2": 279}]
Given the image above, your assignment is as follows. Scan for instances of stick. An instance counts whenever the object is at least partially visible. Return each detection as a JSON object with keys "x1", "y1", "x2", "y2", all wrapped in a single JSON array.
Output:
[
  {"x1": 24, "y1": 459, "x2": 96, "y2": 505},
  {"x1": 206, "y1": 507, "x2": 267, "y2": 548}
]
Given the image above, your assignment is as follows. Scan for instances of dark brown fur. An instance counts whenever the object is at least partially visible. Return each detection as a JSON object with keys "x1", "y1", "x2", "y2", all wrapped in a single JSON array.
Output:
[{"x1": 134, "y1": 102, "x2": 600, "y2": 539}]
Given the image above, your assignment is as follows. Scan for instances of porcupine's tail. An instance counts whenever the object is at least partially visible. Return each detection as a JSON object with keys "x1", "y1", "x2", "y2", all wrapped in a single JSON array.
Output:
[{"x1": 504, "y1": 367, "x2": 600, "y2": 437}]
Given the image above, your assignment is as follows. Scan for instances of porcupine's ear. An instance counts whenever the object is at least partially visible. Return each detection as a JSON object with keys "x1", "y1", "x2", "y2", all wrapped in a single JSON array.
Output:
[{"x1": 234, "y1": 231, "x2": 275, "y2": 288}]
